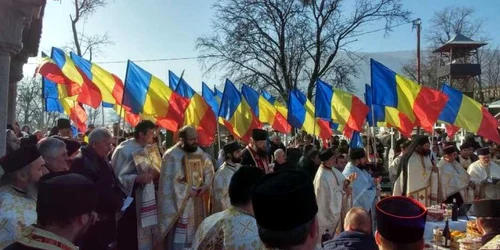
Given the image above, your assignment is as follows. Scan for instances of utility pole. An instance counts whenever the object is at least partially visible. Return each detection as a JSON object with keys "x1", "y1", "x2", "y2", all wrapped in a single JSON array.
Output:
[{"x1": 413, "y1": 18, "x2": 422, "y2": 135}]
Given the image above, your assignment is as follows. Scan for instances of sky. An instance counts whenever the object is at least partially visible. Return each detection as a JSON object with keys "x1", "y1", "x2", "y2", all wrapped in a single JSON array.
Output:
[{"x1": 24, "y1": 0, "x2": 500, "y2": 94}]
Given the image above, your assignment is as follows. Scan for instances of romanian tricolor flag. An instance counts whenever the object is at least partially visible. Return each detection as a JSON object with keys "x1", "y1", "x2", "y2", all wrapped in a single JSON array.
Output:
[
  {"x1": 370, "y1": 59, "x2": 448, "y2": 132},
  {"x1": 241, "y1": 84, "x2": 290, "y2": 133},
  {"x1": 123, "y1": 61, "x2": 188, "y2": 131},
  {"x1": 218, "y1": 79, "x2": 260, "y2": 141},
  {"x1": 365, "y1": 84, "x2": 413, "y2": 137},
  {"x1": 315, "y1": 79, "x2": 369, "y2": 132},
  {"x1": 42, "y1": 77, "x2": 87, "y2": 132},
  {"x1": 261, "y1": 90, "x2": 290, "y2": 128},
  {"x1": 202, "y1": 82, "x2": 219, "y2": 116},
  {"x1": 51, "y1": 47, "x2": 102, "y2": 108},
  {"x1": 202, "y1": 82, "x2": 224, "y2": 125},
  {"x1": 215, "y1": 87, "x2": 223, "y2": 102},
  {"x1": 36, "y1": 52, "x2": 82, "y2": 97},
  {"x1": 439, "y1": 84, "x2": 500, "y2": 143},
  {"x1": 169, "y1": 71, "x2": 216, "y2": 147},
  {"x1": 70, "y1": 52, "x2": 124, "y2": 107},
  {"x1": 287, "y1": 89, "x2": 332, "y2": 140}
]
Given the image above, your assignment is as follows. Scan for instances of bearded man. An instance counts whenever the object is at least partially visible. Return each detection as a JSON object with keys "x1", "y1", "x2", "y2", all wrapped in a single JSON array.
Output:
[
  {"x1": 393, "y1": 135, "x2": 439, "y2": 207},
  {"x1": 212, "y1": 141, "x2": 243, "y2": 213},
  {"x1": 437, "y1": 146, "x2": 474, "y2": 205},
  {"x1": 457, "y1": 142, "x2": 477, "y2": 170},
  {"x1": 467, "y1": 147, "x2": 500, "y2": 199},
  {"x1": 158, "y1": 126, "x2": 214, "y2": 249},
  {"x1": 343, "y1": 148, "x2": 379, "y2": 231},
  {"x1": 0, "y1": 146, "x2": 48, "y2": 248},
  {"x1": 241, "y1": 129, "x2": 271, "y2": 173}
]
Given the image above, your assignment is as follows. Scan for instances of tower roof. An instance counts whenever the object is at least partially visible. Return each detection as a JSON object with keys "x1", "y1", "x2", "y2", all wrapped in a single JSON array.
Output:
[{"x1": 432, "y1": 33, "x2": 487, "y2": 53}]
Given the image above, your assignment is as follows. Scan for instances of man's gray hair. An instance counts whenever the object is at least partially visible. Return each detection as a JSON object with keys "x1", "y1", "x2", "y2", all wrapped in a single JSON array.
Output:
[
  {"x1": 88, "y1": 128, "x2": 112, "y2": 144},
  {"x1": 37, "y1": 138, "x2": 66, "y2": 159},
  {"x1": 274, "y1": 148, "x2": 285, "y2": 159}
]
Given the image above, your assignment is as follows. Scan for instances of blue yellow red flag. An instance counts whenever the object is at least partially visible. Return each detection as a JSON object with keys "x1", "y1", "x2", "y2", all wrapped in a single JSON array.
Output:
[{"x1": 218, "y1": 79, "x2": 260, "y2": 141}]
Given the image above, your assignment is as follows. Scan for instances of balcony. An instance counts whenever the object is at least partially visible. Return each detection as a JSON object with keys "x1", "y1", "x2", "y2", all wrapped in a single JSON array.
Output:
[{"x1": 437, "y1": 63, "x2": 481, "y2": 78}]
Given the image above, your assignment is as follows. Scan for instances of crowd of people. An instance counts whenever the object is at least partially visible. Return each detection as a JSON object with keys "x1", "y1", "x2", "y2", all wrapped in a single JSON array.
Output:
[{"x1": 0, "y1": 119, "x2": 499, "y2": 250}]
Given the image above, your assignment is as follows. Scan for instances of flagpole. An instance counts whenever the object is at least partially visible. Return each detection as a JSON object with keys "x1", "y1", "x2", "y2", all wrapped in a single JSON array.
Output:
[
  {"x1": 370, "y1": 101, "x2": 378, "y2": 164},
  {"x1": 101, "y1": 105, "x2": 105, "y2": 127},
  {"x1": 117, "y1": 60, "x2": 131, "y2": 137}
]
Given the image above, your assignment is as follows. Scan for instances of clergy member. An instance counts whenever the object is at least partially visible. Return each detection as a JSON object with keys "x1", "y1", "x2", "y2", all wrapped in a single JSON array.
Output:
[
  {"x1": 393, "y1": 135, "x2": 439, "y2": 207},
  {"x1": 314, "y1": 149, "x2": 354, "y2": 240},
  {"x1": 159, "y1": 125, "x2": 214, "y2": 249},
  {"x1": 457, "y1": 142, "x2": 475, "y2": 170},
  {"x1": 437, "y1": 146, "x2": 473, "y2": 205},
  {"x1": 111, "y1": 120, "x2": 161, "y2": 250},
  {"x1": 241, "y1": 129, "x2": 271, "y2": 173},
  {"x1": 0, "y1": 146, "x2": 47, "y2": 248},
  {"x1": 192, "y1": 166, "x2": 265, "y2": 249},
  {"x1": 467, "y1": 147, "x2": 500, "y2": 199},
  {"x1": 388, "y1": 139, "x2": 410, "y2": 185},
  {"x1": 56, "y1": 118, "x2": 72, "y2": 138},
  {"x1": 212, "y1": 141, "x2": 243, "y2": 213},
  {"x1": 473, "y1": 199, "x2": 500, "y2": 246},
  {"x1": 252, "y1": 170, "x2": 319, "y2": 250},
  {"x1": 375, "y1": 196, "x2": 427, "y2": 250},
  {"x1": 343, "y1": 148, "x2": 378, "y2": 230},
  {"x1": 4, "y1": 173, "x2": 99, "y2": 250}
]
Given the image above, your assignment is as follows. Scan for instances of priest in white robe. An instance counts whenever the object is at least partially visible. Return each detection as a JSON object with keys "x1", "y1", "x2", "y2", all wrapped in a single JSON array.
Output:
[
  {"x1": 211, "y1": 141, "x2": 243, "y2": 214},
  {"x1": 158, "y1": 126, "x2": 214, "y2": 249},
  {"x1": 192, "y1": 166, "x2": 265, "y2": 249},
  {"x1": 437, "y1": 146, "x2": 474, "y2": 205},
  {"x1": 388, "y1": 139, "x2": 410, "y2": 186},
  {"x1": 314, "y1": 149, "x2": 355, "y2": 242},
  {"x1": 393, "y1": 135, "x2": 439, "y2": 207},
  {"x1": 457, "y1": 142, "x2": 475, "y2": 170},
  {"x1": 467, "y1": 147, "x2": 500, "y2": 199},
  {"x1": 0, "y1": 146, "x2": 47, "y2": 248},
  {"x1": 111, "y1": 120, "x2": 161, "y2": 250}
]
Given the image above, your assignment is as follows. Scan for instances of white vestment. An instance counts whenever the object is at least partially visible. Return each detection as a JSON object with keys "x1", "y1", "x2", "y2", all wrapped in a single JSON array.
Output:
[
  {"x1": 111, "y1": 139, "x2": 161, "y2": 250},
  {"x1": 437, "y1": 159, "x2": 473, "y2": 203},
  {"x1": 314, "y1": 165, "x2": 349, "y2": 242},
  {"x1": 0, "y1": 185, "x2": 37, "y2": 249},
  {"x1": 393, "y1": 153, "x2": 438, "y2": 207},
  {"x1": 211, "y1": 162, "x2": 240, "y2": 214},
  {"x1": 467, "y1": 160, "x2": 500, "y2": 199},
  {"x1": 192, "y1": 207, "x2": 264, "y2": 249},
  {"x1": 158, "y1": 143, "x2": 214, "y2": 250}
]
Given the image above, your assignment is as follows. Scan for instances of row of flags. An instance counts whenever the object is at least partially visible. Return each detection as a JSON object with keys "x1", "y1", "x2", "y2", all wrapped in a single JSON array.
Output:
[{"x1": 36, "y1": 46, "x2": 500, "y2": 147}]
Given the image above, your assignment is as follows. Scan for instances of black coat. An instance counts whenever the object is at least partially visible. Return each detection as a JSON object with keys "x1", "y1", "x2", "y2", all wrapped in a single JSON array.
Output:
[
  {"x1": 322, "y1": 231, "x2": 378, "y2": 250},
  {"x1": 71, "y1": 147, "x2": 125, "y2": 250}
]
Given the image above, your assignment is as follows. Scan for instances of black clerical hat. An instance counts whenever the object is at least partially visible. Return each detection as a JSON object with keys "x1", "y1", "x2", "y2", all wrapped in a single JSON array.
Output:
[
  {"x1": 319, "y1": 149, "x2": 334, "y2": 162},
  {"x1": 474, "y1": 199, "x2": 500, "y2": 218},
  {"x1": 477, "y1": 147, "x2": 490, "y2": 156},
  {"x1": 57, "y1": 118, "x2": 71, "y2": 129},
  {"x1": 252, "y1": 170, "x2": 318, "y2": 231},
  {"x1": 252, "y1": 129, "x2": 268, "y2": 141},
  {"x1": 37, "y1": 172, "x2": 98, "y2": 221},
  {"x1": 223, "y1": 141, "x2": 242, "y2": 155},
  {"x1": 0, "y1": 146, "x2": 41, "y2": 173},
  {"x1": 376, "y1": 196, "x2": 427, "y2": 244},
  {"x1": 349, "y1": 148, "x2": 366, "y2": 161}
]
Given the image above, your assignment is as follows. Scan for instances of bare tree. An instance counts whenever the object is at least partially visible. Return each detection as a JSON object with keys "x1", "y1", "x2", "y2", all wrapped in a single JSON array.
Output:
[
  {"x1": 425, "y1": 7, "x2": 485, "y2": 48},
  {"x1": 16, "y1": 77, "x2": 64, "y2": 130},
  {"x1": 69, "y1": 0, "x2": 110, "y2": 59},
  {"x1": 402, "y1": 6, "x2": 488, "y2": 98},
  {"x1": 197, "y1": 0, "x2": 410, "y2": 99}
]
